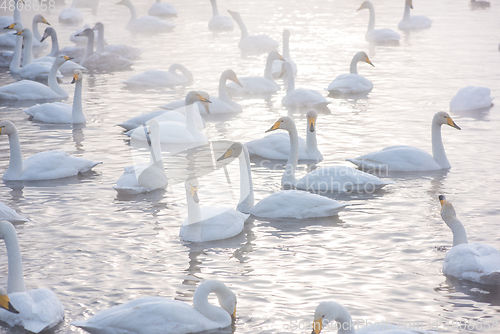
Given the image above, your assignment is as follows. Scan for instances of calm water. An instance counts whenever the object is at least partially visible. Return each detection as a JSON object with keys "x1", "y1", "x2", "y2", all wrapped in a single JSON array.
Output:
[{"x1": 0, "y1": 0, "x2": 499, "y2": 333}]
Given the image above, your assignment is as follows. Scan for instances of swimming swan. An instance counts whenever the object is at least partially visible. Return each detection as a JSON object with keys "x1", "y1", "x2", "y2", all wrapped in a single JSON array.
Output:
[
  {"x1": 398, "y1": 0, "x2": 432, "y2": 31},
  {"x1": 357, "y1": 1, "x2": 400, "y2": 45},
  {"x1": 203, "y1": 69, "x2": 243, "y2": 114},
  {"x1": 347, "y1": 112, "x2": 461, "y2": 172},
  {"x1": 72, "y1": 280, "x2": 236, "y2": 334},
  {"x1": 272, "y1": 29, "x2": 297, "y2": 79},
  {"x1": 267, "y1": 116, "x2": 392, "y2": 192},
  {"x1": 93, "y1": 22, "x2": 142, "y2": 60},
  {"x1": 148, "y1": 0, "x2": 177, "y2": 17},
  {"x1": 23, "y1": 70, "x2": 86, "y2": 124},
  {"x1": 439, "y1": 195, "x2": 500, "y2": 285},
  {"x1": 281, "y1": 62, "x2": 330, "y2": 108},
  {"x1": 245, "y1": 109, "x2": 323, "y2": 162},
  {"x1": 327, "y1": 51, "x2": 374, "y2": 95},
  {"x1": 217, "y1": 142, "x2": 346, "y2": 218},
  {"x1": 228, "y1": 10, "x2": 278, "y2": 55},
  {"x1": 117, "y1": 0, "x2": 175, "y2": 34},
  {"x1": 123, "y1": 64, "x2": 192, "y2": 89},
  {"x1": 0, "y1": 221, "x2": 65, "y2": 333},
  {"x1": 449, "y1": 86, "x2": 493, "y2": 111},
  {"x1": 0, "y1": 120, "x2": 101, "y2": 180},
  {"x1": 208, "y1": 0, "x2": 234, "y2": 32}
]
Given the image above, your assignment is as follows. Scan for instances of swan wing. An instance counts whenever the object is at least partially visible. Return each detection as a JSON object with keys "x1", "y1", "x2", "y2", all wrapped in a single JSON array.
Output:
[
  {"x1": 128, "y1": 16, "x2": 175, "y2": 33},
  {"x1": 83, "y1": 52, "x2": 133, "y2": 72},
  {"x1": 239, "y1": 35, "x2": 279, "y2": 54},
  {"x1": 24, "y1": 102, "x2": 72, "y2": 123},
  {"x1": 398, "y1": 15, "x2": 432, "y2": 30},
  {"x1": 105, "y1": 44, "x2": 143, "y2": 60},
  {"x1": 327, "y1": 74, "x2": 373, "y2": 94},
  {"x1": 227, "y1": 76, "x2": 279, "y2": 95},
  {"x1": 116, "y1": 110, "x2": 168, "y2": 130},
  {"x1": 282, "y1": 88, "x2": 329, "y2": 107},
  {"x1": 0, "y1": 80, "x2": 62, "y2": 100},
  {"x1": 366, "y1": 28, "x2": 400, "y2": 43},
  {"x1": 450, "y1": 86, "x2": 493, "y2": 111}
]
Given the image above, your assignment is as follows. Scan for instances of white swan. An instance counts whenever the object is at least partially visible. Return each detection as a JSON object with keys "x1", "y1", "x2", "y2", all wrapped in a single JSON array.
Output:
[
  {"x1": 281, "y1": 62, "x2": 330, "y2": 108},
  {"x1": 0, "y1": 120, "x2": 101, "y2": 180},
  {"x1": 117, "y1": 0, "x2": 175, "y2": 34},
  {"x1": 226, "y1": 51, "x2": 283, "y2": 96},
  {"x1": 1, "y1": 22, "x2": 23, "y2": 71},
  {"x1": 398, "y1": 0, "x2": 432, "y2": 31},
  {"x1": 208, "y1": 0, "x2": 234, "y2": 32},
  {"x1": 123, "y1": 64, "x2": 192, "y2": 89},
  {"x1": 245, "y1": 109, "x2": 323, "y2": 162},
  {"x1": 76, "y1": 28, "x2": 134, "y2": 72},
  {"x1": 148, "y1": 0, "x2": 177, "y2": 17},
  {"x1": 0, "y1": 221, "x2": 65, "y2": 333},
  {"x1": 0, "y1": 0, "x2": 20, "y2": 30},
  {"x1": 327, "y1": 51, "x2": 374, "y2": 95},
  {"x1": 40, "y1": 26, "x2": 86, "y2": 63},
  {"x1": 267, "y1": 116, "x2": 392, "y2": 192},
  {"x1": 181, "y1": 178, "x2": 248, "y2": 242},
  {"x1": 114, "y1": 120, "x2": 168, "y2": 195},
  {"x1": 31, "y1": 14, "x2": 51, "y2": 49},
  {"x1": 312, "y1": 301, "x2": 433, "y2": 334},
  {"x1": 93, "y1": 22, "x2": 142, "y2": 60},
  {"x1": 217, "y1": 142, "x2": 346, "y2": 218},
  {"x1": 0, "y1": 55, "x2": 71, "y2": 100},
  {"x1": 23, "y1": 70, "x2": 86, "y2": 124},
  {"x1": 59, "y1": 1, "x2": 84, "y2": 24},
  {"x1": 439, "y1": 195, "x2": 500, "y2": 285},
  {"x1": 126, "y1": 91, "x2": 209, "y2": 144},
  {"x1": 272, "y1": 29, "x2": 297, "y2": 79},
  {"x1": 357, "y1": 1, "x2": 401, "y2": 45},
  {"x1": 449, "y1": 86, "x2": 493, "y2": 111},
  {"x1": 228, "y1": 10, "x2": 278, "y2": 55},
  {"x1": 0, "y1": 11, "x2": 48, "y2": 50},
  {"x1": 69, "y1": 24, "x2": 99, "y2": 46},
  {"x1": 39, "y1": 27, "x2": 88, "y2": 74},
  {"x1": 72, "y1": 280, "x2": 236, "y2": 334},
  {"x1": 0, "y1": 202, "x2": 28, "y2": 222},
  {"x1": 347, "y1": 111, "x2": 461, "y2": 172}
]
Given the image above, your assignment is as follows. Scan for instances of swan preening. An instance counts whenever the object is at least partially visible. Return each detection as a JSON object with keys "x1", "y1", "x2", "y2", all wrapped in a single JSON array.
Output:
[
  {"x1": 357, "y1": 1, "x2": 401, "y2": 45},
  {"x1": 180, "y1": 178, "x2": 248, "y2": 242},
  {"x1": 72, "y1": 280, "x2": 235, "y2": 334},
  {"x1": 245, "y1": 109, "x2": 323, "y2": 162},
  {"x1": 0, "y1": 221, "x2": 65, "y2": 333},
  {"x1": 117, "y1": 0, "x2": 175, "y2": 33},
  {"x1": 327, "y1": 51, "x2": 374, "y2": 95},
  {"x1": 439, "y1": 195, "x2": 500, "y2": 285},
  {"x1": 398, "y1": 0, "x2": 432, "y2": 31},
  {"x1": 449, "y1": 86, "x2": 493, "y2": 111},
  {"x1": 217, "y1": 142, "x2": 346, "y2": 218},
  {"x1": 0, "y1": 120, "x2": 101, "y2": 180},
  {"x1": 123, "y1": 64, "x2": 193, "y2": 89},
  {"x1": 228, "y1": 10, "x2": 279, "y2": 55},
  {"x1": 208, "y1": 0, "x2": 234, "y2": 32},
  {"x1": 347, "y1": 112, "x2": 461, "y2": 172}
]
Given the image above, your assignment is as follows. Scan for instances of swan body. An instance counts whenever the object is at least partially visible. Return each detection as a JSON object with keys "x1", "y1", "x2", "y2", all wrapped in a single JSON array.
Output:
[
  {"x1": 228, "y1": 10, "x2": 278, "y2": 55},
  {"x1": 58, "y1": 4, "x2": 84, "y2": 24},
  {"x1": 245, "y1": 109, "x2": 323, "y2": 162},
  {"x1": 117, "y1": 0, "x2": 175, "y2": 33},
  {"x1": 398, "y1": 0, "x2": 432, "y2": 30},
  {"x1": 0, "y1": 55, "x2": 71, "y2": 100},
  {"x1": 0, "y1": 221, "x2": 65, "y2": 333},
  {"x1": 114, "y1": 120, "x2": 168, "y2": 195},
  {"x1": 227, "y1": 51, "x2": 282, "y2": 96},
  {"x1": 208, "y1": 0, "x2": 234, "y2": 32},
  {"x1": 439, "y1": 195, "x2": 500, "y2": 285},
  {"x1": 347, "y1": 112, "x2": 461, "y2": 172},
  {"x1": 23, "y1": 70, "x2": 86, "y2": 124},
  {"x1": 93, "y1": 22, "x2": 142, "y2": 60},
  {"x1": 267, "y1": 117, "x2": 392, "y2": 192},
  {"x1": 281, "y1": 62, "x2": 329, "y2": 108},
  {"x1": 148, "y1": 0, "x2": 177, "y2": 17},
  {"x1": 181, "y1": 178, "x2": 248, "y2": 242},
  {"x1": 217, "y1": 142, "x2": 346, "y2": 218},
  {"x1": 449, "y1": 86, "x2": 493, "y2": 111},
  {"x1": 123, "y1": 64, "x2": 192, "y2": 88},
  {"x1": 327, "y1": 51, "x2": 374, "y2": 94},
  {"x1": 0, "y1": 202, "x2": 27, "y2": 222},
  {"x1": 470, "y1": 0, "x2": 490, "y2": 9},
  {"x1": 358, "y1": 1, "x2": 400, "y2": 45},
  {"x1": 0, "y1": 12, "x2": 47, "y2": 50},
  {"x1": 272, "y1": 29, "x2": 297, "y2": 79},
  {"x1": 0, "y1": 120, "x2": 100, "y2": 180}
]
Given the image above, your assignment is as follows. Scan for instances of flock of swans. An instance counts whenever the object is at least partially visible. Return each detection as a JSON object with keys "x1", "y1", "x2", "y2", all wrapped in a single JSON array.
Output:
[{"x1": 0, "y1": 0, "x2": 497, "y2": 333}]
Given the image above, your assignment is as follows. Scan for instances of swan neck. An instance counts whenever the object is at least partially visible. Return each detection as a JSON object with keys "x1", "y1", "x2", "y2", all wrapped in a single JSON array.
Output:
[
  {"x1": 48, "y1": 29, "x2": 60, "y2": 57},
  {"x1": 234, "y1": 15, "x2": 248, "y2": 39},
  {"x1": 83, "y1": 32, "x2": 94, "y2": 61},
  {"x1": 22, "y1": 32, "x2": 33, "y2": 66},
  {"x1": 126, "y1": 1, "x2": 138, "y2": 24},
  {"x1": 9, "y1": 35, "x2": 23, "y2": 73},
  {"x1": 306, "y1": 123, "x2": 319, "y2": 157},
  {"x1": 193, "y1": 281, "x2": 231, "y2": 323},
  {"x1": 185, "y1": 104, "x2": 201, "y2": 137},
  {"x1": 236, "y1": 145, "x2": 255, "y2": 213},
  {"x1": 72, "y1": 79, "x2": 85, "y2": 123},
  {"x1": 211, "y1": 0, "x2": 219, "y2": 17},
  {"x1": 367, "y1": 3, "x2": 375, "y2": 32},
  {"x1": 149, "y1": 128, "x2": 163, "y2": 171},
  {"x1": 0, "y1": 223, "x2": 26, "y2": 294},
  {"x1": 264, "y1": 55, "x2": 276, "y2": 81},
  {"x1": 13, "y1": 1, "x2": 20, "y2": 22},
  {"x1": 96, "y1": 26, "x2": 105, "y2": 53},
  {"x1": 6, "y1": 130, "x2": 23, "y2": 181},
  {"x1": 282, "y1": 125, "x2": 299, "y2": 187},
  {"x1": 334, "y1": 304, "x2": 355, "y2": 334},
  {"x1": 32, "y1": 20, "x2": 42, "y2": 41},
  {"x1": 283, "y1": 34, "x2": 290, "y2": 59},
  {"x1": 48, "y1": 61, "x2": 67, "y2": 97},
  {"x1": 447, "y1": 218, "x2": 469, "y2": 246},
  {"x1": 218, "y1": 73, "x2": 231, "y2": 103},
  {"x1": 186, "y1": 185, "x2": 202, "y2": 224},
  {"x1": 431, "y1": 122, "x2": 450, "y2": 169},
  {"x1": 403, "y1": 1, "x2": 411, "y2": 20},
  {"x1": 285, "y1": 71, "x2": 295, "y2": 93},
  {"x1": 349, "y1": 55, "x2": 359, "y2": 74}
]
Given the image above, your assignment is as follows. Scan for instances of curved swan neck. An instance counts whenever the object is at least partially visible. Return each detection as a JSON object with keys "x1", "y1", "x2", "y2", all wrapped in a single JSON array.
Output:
[
  {"x1": 210, "y1": 0, "x2": 219, "y2": 17},
  {"x1": 47, "y1": 29, "x2": 60, "y2": 57},
  {"x1": 366, "y1": 2, "x2": 375, "y2": 32},
  {"x1": 322, "y1": 302, "x2": 354, "y2": 334},
  {"x1": 264, "y1": 54, "x2": 277, "y2": 81},
  {"x1": 431, "y1": 122, "x2": 450, "y2": 168},
  {"x1": 233, "y1": 13, "x2": 248, "y2": 39},
  {"x1": 48, "y1": 61, "x2": 67, "y2": 97},
  {"x1": 236, "y1": 145, "x2": 255, "y2": 213},
  {"x1": 218, "y1": 72, "x2": 231, "y2": 103},
  {"x1": 193, "y1": 281, "x2": 232, "y2": 322},
  {"x1": 83, "y1": 31, "x2": 95, "y2": 62},
  {"x1": 72, "y1": 79, "x2": 85, "y2": 123},
  {"x1": 149, "y1": 131, "x2": 163, "y2": 171},
  {"x1": 32, "y1": 19, "x2": 42, "y2": 42},
  {"x1": 21, "y1": 30, "x2": 33, "y2": 67},
  {"x1": 95, "y1": 25, "x2": 105, "y2": 53},
  {"x1": 282, "y1": 124, "x2": 299, "y2": 187},
  {"x1": 0, "y1": 222, "x2": 26, "y2": 294},
  {"x1": 186, "y1": 181, "x2": 202, "y2": 224},
  {"x1": 285, "y1": 69, "x2": 295, "y2": 93},
  {"x1": 403, "y1": 0, "x2": 411, "y2": 20},
  {"x1": 5, "y1": 129, "x2": 23, "y2": 181},
  {"x1": 170, "y1": 64, "x2": 193, "y2": 83},
  {"x1": 448, "y1": 218, "x2": 468, "y2": 246},
  {"x1": 349, "y1": 54, "x2": 361, "y2": 74},
  {"x1": 10, "y1": 34, "x2": 23, "y2": 74},
  {"x1": 125, "y1": 1, "x2": 138, "y2": 25}
]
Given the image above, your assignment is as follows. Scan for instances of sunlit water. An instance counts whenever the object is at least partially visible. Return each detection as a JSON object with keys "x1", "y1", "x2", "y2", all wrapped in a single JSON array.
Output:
[{"x1": 0, "y1": 0, "x2": 499, "y2": 333}]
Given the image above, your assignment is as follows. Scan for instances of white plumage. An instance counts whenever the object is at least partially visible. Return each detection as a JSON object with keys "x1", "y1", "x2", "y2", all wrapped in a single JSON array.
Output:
[
  {"x1": 327, "y1": 51, "x2": 374, "y2": 95},
  {"x1": 449, "y1": 86, "x2": 493, "y2": 111},
  {"x1": 208, "y1": 0, "x2": 234, "y2": 32},
  {"x1": 358, "y1": 1, "x2": 400, "y2": 45},
  {"x1": 281, "y1": 62, "x2": 329, "y2": 108},
  {"x1": 228, "y1": 10, "x2": 278, "y2": 55},
  {"x1": 123, "y1": 64, "x2": 192, "y2": 89},
  {"x1": 398, "y1": 0, "x2": 432, "y2": 31},
  {"x1": 118, "y1": 0, "x2": 175, "y2": 34}
]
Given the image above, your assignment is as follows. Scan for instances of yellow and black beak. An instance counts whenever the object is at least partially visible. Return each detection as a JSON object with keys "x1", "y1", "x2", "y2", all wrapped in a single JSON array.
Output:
[
  {"x1": 410, "y1": 0, "x2": 413, "y2": 9},
  {"x1": 439, "y1": 195, "x2": 447, "y2": 206},
  {"x1": 308, "y1": 117, "x2": 316, "y2": 133},
  {"x1": 217, "y1": 148, "x2": 233, "y2": 162},
  {"x1": 198, "y1": 94, "x2": 211, "y2": 104},
  {"x1": 0, "y1": 126, "x2": 3, "y2": 135},
  {"x1": 40, "y1": 34, "x2": 48, "y2": 43},
  {"x1": 63, "y1": 55, "x2": 73, "y2": 61},
  {"x1": 42, "y1": 17, "x2": 50, "y2": 25},
  {"x1": 356, "y1": 4, "x2": 363, "y2": 11},
  {"x1": 231, "y1": 306, "x2": 236, "y2": 321},
  {"x1": 116, "y1": 0, "x2": 124, "y2": 4},
  {"x1": 446, "y1": 116, "x2": 461, "y2": 130},
  {"x1": 366, "y1": 56, "x2": 374, "y2": 67},
  {"x1": 191, "y1": 185, "x2": 199, "y2": 203},
  {"x1": 4, "y1": 23, "x2": 15, "y2": 30},
  {"x1": 312, "y1": 318, "x2": 323, "y2": 334},
  {"x1": 0, "y1": 295, "x2": 19, "y2": 314},
  {"x1": 278, "y1": 53, "x2": 284, "y2": 61},
  {"x1": 71, "y1": 72, "x2": 79, "y2": 84},
  {"x1": 265, "y1": 120, "x2": 282, "y2": 133},
  {"x1": 234, "y1": 77, "x2": 243, "y2": 87},
  {"x1": 14, "y1": 30, "x2": 23, "y2": 35}
]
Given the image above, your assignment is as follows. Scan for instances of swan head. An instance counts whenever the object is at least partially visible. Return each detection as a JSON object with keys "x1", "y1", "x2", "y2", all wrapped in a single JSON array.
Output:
[
  {"x1": 265, "y1": 116, "x2": 295, "y2": 133},
  {"x1": 312, "y1": 301, "x2": 350, "y2": 334},
  {"x1": 433, "y1": 111, "x2": 461, "y2": 130},
  {"x1": 185, "y1": 91, "x2": 211, "y2": 106},
  {"x1": 92, "y1": 22, "x2": 104, "y2": 31},
  {"x1": 75, "y1": 28, "x2": 93, "y2": 38},
  {"x1": 227, "y1": 10, "x2": 241, "y2": 21},
  {"x1": 147, "y1": 119, "x2": 160, "y2": 135},
  {"x1": 55, "y1": 55, "x2": 73, "y2": 66},
  {"x1": 71, "y1": 69, "x2": 83, "y2": 84},
  {"x1": 33, "y1": 14, "x2": 50, "y2": 26},
  {"x1": 306, "y1": 109, "x2": 318, "y2": 133},
  {"x1": 15, "y1": 28, "x2": 32, "y2": 39},
  {"x1": 439, "y1": 195, "x2": 458, "y2": 223},
  {"x1": 355, "y1": 51, "x2": 374, "y2": 66},
  {"x1": 196, "y1": 91, "x2": 211, "y2": 114},
  {"x1": 218, "y1": 288, "x2": 237, "y2": 321},
  {"x1": 268, "y1": 51, "x2": 284, "y2": 62},
  {"x1": 224, "y1": 69, "x2": 242, "y2": 87},
  {"x1": 0, "y1": 286, "x2": 19, "y2": 314},
  {"x1": 279, "y1": 61, "x2": 294, "y2": 79},
  {"x1": 40, "y1": 27, "x2": 55, "y2": 42},
  {"x1": 407, "y1": 0, "x2": 414, "y2": 9},
  {"x1": 4, "y1": 22, "x2": 23, "y2": 32},
  {"x1": 217, "y1": 142, "x2": 243, "y2": 162},
  {"x1": 185, "y1": 178, "x2": 200, "y2": 203},
  {"x1": 357, "y1": 1, "x2": 372, "y2": 11},
  {"x1": 0, "y1": 120, "x2": 17, "y2": 136}
]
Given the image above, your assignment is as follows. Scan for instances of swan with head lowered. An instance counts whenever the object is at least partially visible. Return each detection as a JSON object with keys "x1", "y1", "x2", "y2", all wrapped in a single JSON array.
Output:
[
  {"x1": 245, "y1": 109, "x2": 323, "y2": 162},
  {"x1": 347, "y1": 112, "x2": 461, "y2": 172},
  {"x1": 228, "y1": 10, "x2": 278, "y2": 55},
  {"x1": 148, "y1": 0, "x2": 177, "y2": 17},
  {"x1": 123, "y1": 64, "x2": 192, "y2": 89},
  {"x1": 267, "y1": 117, "x2": 392, "y2": 192},
  {"x1": 0, "y1": 120, "x2": 101, "y2": 180},
  {"x1": 117, "y1": 0, "x2": 175, "y2": 33},
  {"x1": 439, "y1": 195, "x2": 500, "y2": 285},
  {"x1": 93, "y1": 22, "x2": 142, "y2": 60},
  {"x1": 226, "y1": 51, "x2": 283, "y2": 97},
  {"x1": 357, "y1": 1, "x2": 400, "y2": 45},
  {"x1": 0, "y1": 221, "x2": 65, "y2": 333},
  {"x1": 23, "y1": 70, "x2": 86, "y2": 124},
  {"x1": 281, "y1": 62, "x2": 330, "y2": 108},
  {"x1": 0, "y1": 55, "x2": 71, "y2": 100},
  {"x1": 208, "y1": 0, "x2": 234, "y2": 32},
  {"x1": 0, "y1": 0, "x2": 21, "y2": 32},
  {"x1": 398, "y1": 0, "x2": 432, "y2": 31},
  {"x1": 181, "y1": 178, "x2": 249, "y2": 242},
  {"x1": 217, "y1": 142, "x2": 346, "y2": 219},
  {"x1": 72, "y1": 280, "x2": 236, "y2": 334},
  {"x1": 327, "y1": 51, "x2": 374, "y2": 95},
  {"x1": 272, "y1": 29, "x2": 297, "y2": 79}
]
